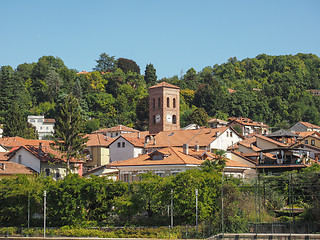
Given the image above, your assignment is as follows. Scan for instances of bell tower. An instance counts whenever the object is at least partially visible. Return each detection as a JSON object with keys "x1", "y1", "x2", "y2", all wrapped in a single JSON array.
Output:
[{"x1": 148, "y1": 82, "x2": 180, "y2": 134}]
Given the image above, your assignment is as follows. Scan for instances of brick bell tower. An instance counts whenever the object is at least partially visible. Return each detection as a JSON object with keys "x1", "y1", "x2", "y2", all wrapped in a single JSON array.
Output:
[{"x1": 148, "y1": 82, "x2": 180, "y2": 134}]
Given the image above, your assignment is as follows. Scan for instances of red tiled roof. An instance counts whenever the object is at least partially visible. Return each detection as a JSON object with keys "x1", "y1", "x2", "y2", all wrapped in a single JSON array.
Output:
[
  {"x1": 85, "y1": 134, "x2": 114, "y2": 147},
  {"x1": 0, "y1": 152, "x2": 8, "y2": 161},
  {"x1": 0, "y1": 161, "x2": 36, "y2": 175},
  {"x1": 111, "y1": 147, "x2": 203, "y2": 167},
  {"x1": 145, "y1": 127, "x2": 230, "y2": 148},
  {"x1": 8, "y1": 145, "x2": 83, "y2": 164},
  {"x1": 148, "y1": 82, "x2": 180, "y2": 90},
  {"x1": 0, "y1": 137, "x2": 53, "y2": 149},
  {"x1": 44, "y1": 119, "x2": 55, "y2": 123},
  {"x1": 93, "y1": 125, "x2": 139, "y2": 134}
]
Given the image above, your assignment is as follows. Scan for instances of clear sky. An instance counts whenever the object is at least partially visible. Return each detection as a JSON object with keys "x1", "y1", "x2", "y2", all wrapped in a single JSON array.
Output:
[{"x1": 1, "y1": 0, "x2": 319, "y2": 79}]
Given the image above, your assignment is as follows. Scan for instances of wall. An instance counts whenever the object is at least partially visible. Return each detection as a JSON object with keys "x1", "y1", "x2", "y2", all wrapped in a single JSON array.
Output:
[
  {"x1": 10, "y1": 148, "x2": 40, "y2": 173},
  {"x1": 210, "y1": 128, "x2": 242, "y2": 151},
  {"x1": 109, "y1": 137, "x2": 135, "y2": 162}
]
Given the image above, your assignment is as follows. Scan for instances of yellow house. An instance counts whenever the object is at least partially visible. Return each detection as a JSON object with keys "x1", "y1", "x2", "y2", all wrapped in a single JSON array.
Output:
[{"x1": 84, "y1": 134, "x2": 114, "y2": 171}]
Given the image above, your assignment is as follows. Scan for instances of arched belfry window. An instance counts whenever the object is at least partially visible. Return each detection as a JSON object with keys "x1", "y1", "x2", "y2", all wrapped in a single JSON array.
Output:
[
  {"x1": 167, "y1": 97, "x2": 170, "y2": 108},
  {"x1": 158, "y1": 98, "x2": 161, "y2": 108},
  {"x1": 153, "y1": 115, "x2": 156, "y2": 124},
  {"x1": 172, "y1": 115, "x2": 177, "y2": 124},
  {"x1": 173, "y1": 98, "x2": 176, "y2": 108},
  {"x1": 153, "y1": 98, "x2": 155, "y2": 109}
]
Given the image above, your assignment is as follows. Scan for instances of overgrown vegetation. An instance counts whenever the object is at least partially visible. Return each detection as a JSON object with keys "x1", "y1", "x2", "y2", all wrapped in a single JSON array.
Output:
[{"x1": 1, "y1": 53, "x2": 320, "y2": 135}]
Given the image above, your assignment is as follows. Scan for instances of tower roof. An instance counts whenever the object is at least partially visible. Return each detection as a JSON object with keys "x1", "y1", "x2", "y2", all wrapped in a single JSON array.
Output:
[{"x1": 148, "y1": 82, "x2": 180, "y2": 90}]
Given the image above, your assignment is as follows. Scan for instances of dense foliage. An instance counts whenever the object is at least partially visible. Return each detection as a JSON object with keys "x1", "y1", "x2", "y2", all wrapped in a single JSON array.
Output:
[
  {"x1": 0, "y1": 168, "x2": 261, "y2": 233},
  {"x1": 0, "y1": 53, "x2": 319, "y2": 136}
]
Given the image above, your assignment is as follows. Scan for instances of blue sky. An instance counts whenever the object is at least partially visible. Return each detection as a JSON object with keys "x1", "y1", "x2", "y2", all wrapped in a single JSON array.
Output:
[{"x1": 1, "y1": 0, "x2": 319, "y2": 79}]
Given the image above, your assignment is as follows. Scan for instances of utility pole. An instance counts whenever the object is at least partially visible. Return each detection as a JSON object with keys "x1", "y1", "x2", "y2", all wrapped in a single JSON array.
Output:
[
  {"x1": 28, "y1": 194, "x2": 30, "y2": 228},
  {"x1": 221, "y1": 173, "x2": 224, "y2": 234},
  {"x1": 44, "y1": 190, "x2": 46, "y2": 238},
  {"x1": 195, "y1": 189, "x2": 198, "y2": 232}
]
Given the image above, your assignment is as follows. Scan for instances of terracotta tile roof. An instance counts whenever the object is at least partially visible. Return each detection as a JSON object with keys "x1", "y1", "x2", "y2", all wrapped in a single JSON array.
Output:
[
  {"x1": 231, "y1": 151, "x2": 258, "y2": 165},
  {"x1": 0, "y1": 152, "x2": 8, "y2": 161},
  {"x1": 255, "y1": 134, "x2": 287, "y2": 147},
  {"x1": 238, "y1": 137, "x2": 257, "y2": 148},
  {"x1": 145, "y1": 127, "x2": 229, "y2": 148},
  {"x1": 298, "y1": 122, "x2": 320, "y2": 129},
  {"x1": 0, "y1": 137, "x2": 53, "y2": 149},
  {"x1": 44, "y1": 119, "x2": 55, "y2": 123},
  {"x1": 148, "y1": 82, "x2": 180, "y2": 90},
  {"x1": 225, "y1": 158, "x2": 250, "y2": 168},
  {"x1": 228, "y1": 117, "x2": 269, "y2": 128},
  {"x1": 0, "y1": 161, "x2": 36, "y2": 175},
  {"x1": 93, "y1": 125, "x2": 139, "y2": 134},
  {"x1": 295, "y1": 131, "x2": 320, "y2": 139},
  {"x1": 110, "y1": 147, "x2": 203, "y2": 167},
  {"x1": 85, "y1": 134, "x2": 114, "y2": 147},
  {"x1": 77, "y1": 71, "x2": 89, "y2": 75},
  {"x1": 8, "y1": 145, "x2": 83, "y2": 163},
  {"x1": 208, "y1": 118, "x2": 228, "y2": 124}
]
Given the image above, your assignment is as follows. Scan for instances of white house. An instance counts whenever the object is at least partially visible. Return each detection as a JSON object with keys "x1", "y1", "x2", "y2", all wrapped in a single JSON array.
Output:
[
  {"x1": 27, "y1": 116, "x2": 55, "y2": 140},
  {"x1": 6, "y1": 144, "x2": 83, "y2": 180},
  {"x1": 109, "y1": 132, "x2": 148, "y2": 163}
]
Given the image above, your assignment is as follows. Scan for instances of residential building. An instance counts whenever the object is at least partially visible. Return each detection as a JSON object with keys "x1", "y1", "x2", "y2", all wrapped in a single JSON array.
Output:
[
  {"x1": 83, "y1": 133, "x2": 114, "y2": 171},
  {"x1": 0, "y1": 137, "x2": 52, "y2": 150},
  {"x1": 27, "y1": 116, "x2": 55, "y2": 140},
  {"x1": 82, "y1": 165, "x2": 118, "y2": 180},
  {"x1": 110, "y1": 147, "x2": 251, "y2": 182},
  {"x1": 148, "y1": 82, "x2": 180, "y2": 134},
  {"x1": 109, "y1": 132, "x2": 149, "y2": 163},
  {"x1": 93, "y1": 125, "x2": 139, "y2": 138},
  {"x1": 290, "y1": 121, "x2": 320, "y2": 133},
  {"x1": 145, "y1": 126, "x2": 243, "y2": 153},
  {"x1": 208, "y1": 118, "x2": 228, "y2": 128},
  {"x1": 228, "y1": 117, "x2": 270, "y2": 136},
  {"x1": 6, "y1": 144, "x2": 83, "y2": 180}
]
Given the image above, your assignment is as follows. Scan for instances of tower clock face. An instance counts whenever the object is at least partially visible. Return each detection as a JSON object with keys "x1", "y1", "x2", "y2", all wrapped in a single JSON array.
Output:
[
  {"x1": 155, "y1": 114, "x2": 161, "y2": 123},
  {"x1": 166, "y1": 114, "x2": 172, "y2": 123}
]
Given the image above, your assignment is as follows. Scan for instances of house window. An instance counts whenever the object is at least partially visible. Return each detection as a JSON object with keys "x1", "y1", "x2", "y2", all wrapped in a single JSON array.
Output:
[
  {"x1": 153, "y1": 98, "x2": 156, "y2": 109},
  {"x1": 122, "y1": 142, "x2": 125, "y2": 148},
  {"x1": 45, "y1": 168, "x2": 50, "y2": 176},
  {"x1": 172, "y1": 115, "x2": 177, "y2": 124},
  {"x1": 311, "y1": 140, "x2": 315, "y2": 146},
  {"x1": 117, "y1": 142, "x2": 121, "y2": 148},
  {"x1": 230, "y1": 131, "x2": 233, "y2": 137},
  {"x1": 305, "y1": 140, "x2": 308, "y2": 144},
  {"x1": 46, "y1": 127, "x2": 49, "y2": 130},
  {"x1": 167, "y1": 97, "x2": 170, "y2": 108},
  {"x1": 153, "y1": 115, "x2": 156, "y2": 124},
  {"x1": 227, "y1": 132, "x2": 229, "y2": 137},
  {"x1": 158, "y1": 98, "x2": 161, "y2": 108},
  {"x1": 40, "y1": 127, "x2": 43, "y2": 130},
  {"x1": 56, "y1": 170, "x2": 60, "y2": 179},
  {"x1": 173, "y1": 98, "x2": 176, "y2": 108},
  {"x1": 29, "y1": 119, "x2": 35, "y2": 122},
  {"x1": 156, "y1": 173, "x2": 163, "y2": 177},
  {"x1": 18, "y1": 155, "x2": 22, "y2": 164},
  {"x1": 123, "y1": 174, "x2": 129, "y2": 183}
]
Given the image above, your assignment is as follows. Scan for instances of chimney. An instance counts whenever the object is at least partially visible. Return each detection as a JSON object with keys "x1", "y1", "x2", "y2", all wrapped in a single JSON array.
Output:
[
  {"x1": 183, "y1": 144, "x2": 189, "y2": 155},
  {"x1": 194, "y1": 145, "x2": 199, "y2": 152},
  {"x1": 215, "y1": 131, "x2": 220, "y2": 137},
  {"x1": 153, "y1": 138, "x2": 156, "y2": 145}
]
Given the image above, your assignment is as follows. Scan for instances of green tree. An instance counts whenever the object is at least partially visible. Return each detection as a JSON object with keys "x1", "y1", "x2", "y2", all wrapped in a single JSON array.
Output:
[
  {"x1": 144, "y1": 63, "x2": 157, "y2": 86},
  {"x1": 3, "y1": 103, "x2": 26, "y2": 137},
  {"x1": 117, "y1": 58, "x2": 140, "y2": 74},
  {"x1": 93, "y1": 53, "x2": 117, "y2": 72},
  {"x1": 53, "y1": 94, "x2": 88, "y2": 171},
  {"x1": 186, "y1": 108, "x2": 208, "y2": 126},
  {"x1": 44, "y1": 68, "x2": 61, "y2": 102}
]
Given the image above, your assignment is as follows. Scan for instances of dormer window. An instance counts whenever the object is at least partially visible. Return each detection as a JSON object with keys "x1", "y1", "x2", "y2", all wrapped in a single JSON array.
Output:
[{"x1": 152, "y1": 154, "x2": 163, "y2": 160}]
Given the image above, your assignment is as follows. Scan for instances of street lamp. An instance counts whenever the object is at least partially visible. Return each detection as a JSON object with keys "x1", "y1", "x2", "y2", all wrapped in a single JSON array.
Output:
[{"x1": 195, "y1": 189, "x2": 198, "y2": 232}]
